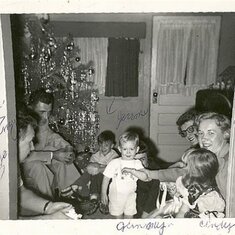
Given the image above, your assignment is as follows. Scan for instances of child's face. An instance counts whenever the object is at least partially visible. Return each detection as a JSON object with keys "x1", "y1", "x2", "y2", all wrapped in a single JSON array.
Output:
[
  {"x1": 118, "y1": 141, "x2": 139, "y2": 161},
  {"x1": 135, "y1": 152, "x2": 148, "y2": 167},
  {"x1": 99, "y1": 141, "x2": 114, "y2": 156}
]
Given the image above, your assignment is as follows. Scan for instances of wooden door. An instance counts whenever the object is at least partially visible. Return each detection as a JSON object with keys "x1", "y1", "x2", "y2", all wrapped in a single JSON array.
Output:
[{"x1": 150, "y1": 93, "x2": 195, "y2": 163}]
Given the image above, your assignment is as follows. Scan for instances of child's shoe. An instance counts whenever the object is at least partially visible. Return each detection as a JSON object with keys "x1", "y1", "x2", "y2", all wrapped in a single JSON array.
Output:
[{"x1": 99, "y1": 202, "x2": 109, "y2": 214}]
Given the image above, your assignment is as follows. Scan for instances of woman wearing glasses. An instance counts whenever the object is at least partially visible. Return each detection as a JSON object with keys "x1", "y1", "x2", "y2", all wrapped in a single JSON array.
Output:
[{"x1": 176, "y1": 108, "x2": 199, "y2": 148}]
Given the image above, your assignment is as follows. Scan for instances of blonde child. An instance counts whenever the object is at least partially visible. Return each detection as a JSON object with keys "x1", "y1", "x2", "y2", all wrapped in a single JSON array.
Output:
[
  {"x1": 147, "y1": 148, "x2": 225, "y2": 218},
  {"x1": 101, "y1": 131, "x2": 149, "y2": 219}
]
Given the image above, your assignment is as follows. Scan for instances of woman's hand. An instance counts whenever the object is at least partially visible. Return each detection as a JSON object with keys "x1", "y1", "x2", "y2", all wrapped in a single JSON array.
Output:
[{"x1": 121, "y1": 167, "x2": 134, "y2": 175}]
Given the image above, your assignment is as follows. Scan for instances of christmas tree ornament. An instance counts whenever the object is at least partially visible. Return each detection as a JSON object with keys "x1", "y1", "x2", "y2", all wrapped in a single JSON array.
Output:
[
  {"x1": 88, "y1": 68, "x2": 95, "y2": 75},
  {"x1": 47, "y1": 48, "x2": 52, "y2": 57},
  {"x1": 48, "y1": 37, "x2": 56, "y2": 47},
  {"x1": 29, "y1": 49, "x2": 37, "y2": 60},
  {"x1": 43, "y1": 51, "x2": 51, "y2": 62},
  {"x1": 84, "y1": 147, "x2": 90, "y2": 153},
  {"x1": 75, "y1": 56, "x2": 81, "y2": 62},
  {"x1": 66, "y1": 42, "x2": 74, "y2": 52},
  {"x1": 49, "y1": 122, "x2": 59, "y2": 132},
  {"x1": 66, "y1": 45, "x2": 72, "y2": 51},
  {"x1": 59, "y1": 118, "x2": 65, "y2": 125},
  {"x1": 41, "y1": 26, "x2": 46, "y2": 33}
]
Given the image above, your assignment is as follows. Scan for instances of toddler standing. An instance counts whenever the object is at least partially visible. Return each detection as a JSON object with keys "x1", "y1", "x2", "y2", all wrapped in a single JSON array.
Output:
[{"x1": 101, "y1": 131, "x2": 149, "y2": 219}]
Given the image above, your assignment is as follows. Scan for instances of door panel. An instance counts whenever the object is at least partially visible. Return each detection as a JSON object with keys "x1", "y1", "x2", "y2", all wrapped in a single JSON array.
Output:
[{"x1": 150, "y1": 93, "x2": 195, "y2": 162}]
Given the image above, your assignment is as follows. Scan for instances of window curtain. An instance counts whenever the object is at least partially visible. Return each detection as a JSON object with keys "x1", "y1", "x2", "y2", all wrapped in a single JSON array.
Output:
[
  {"x1": 152, "y1": 17, "x2": 221, "y2": 96},
  {"x1": 105, "y1": 38, "x2": 140, "y2": 97},
  {"x1": 73, "y1": 38, "x2": 108, "y2": 94}
]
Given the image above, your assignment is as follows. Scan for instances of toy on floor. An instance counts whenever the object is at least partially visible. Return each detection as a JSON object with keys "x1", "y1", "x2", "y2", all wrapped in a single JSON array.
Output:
[{"x1": 65, "y1": 208, "x2": 83, "y2": 219}]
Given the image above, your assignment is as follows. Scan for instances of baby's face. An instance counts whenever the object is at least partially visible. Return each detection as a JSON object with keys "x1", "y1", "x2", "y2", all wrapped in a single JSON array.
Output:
[
  {"x1": 119, "y1": 141, "x2": 139, "y2": 161},
  {"x1": 99, "y1": 141, "x2": 113, "y2": 156}
]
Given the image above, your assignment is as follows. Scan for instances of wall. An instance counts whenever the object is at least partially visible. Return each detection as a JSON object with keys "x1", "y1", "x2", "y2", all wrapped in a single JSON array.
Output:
[{"x1": 50, "y1": 13, "x2": 153, "y2": 143}]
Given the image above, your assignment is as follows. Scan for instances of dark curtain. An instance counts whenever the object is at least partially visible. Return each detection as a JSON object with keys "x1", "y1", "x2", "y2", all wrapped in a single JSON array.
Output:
[{"x1": 105, "y1": 38, "x2": 140, "y2": 97}]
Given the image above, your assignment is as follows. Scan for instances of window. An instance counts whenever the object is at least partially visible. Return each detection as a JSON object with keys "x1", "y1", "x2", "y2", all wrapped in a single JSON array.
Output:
[{"x1": 105, "y1": 37, "x2": 140, "y2": 97}]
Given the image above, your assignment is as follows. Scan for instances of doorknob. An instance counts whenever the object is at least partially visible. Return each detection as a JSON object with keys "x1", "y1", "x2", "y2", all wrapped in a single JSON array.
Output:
[{"x1": 153, "y1": 92, "x2": 158, "y2": 104}]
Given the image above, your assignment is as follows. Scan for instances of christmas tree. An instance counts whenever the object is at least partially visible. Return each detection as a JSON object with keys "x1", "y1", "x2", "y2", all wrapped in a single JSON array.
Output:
[{"x1": 19, "y1": 14, "x2": 100, "y2": 152}]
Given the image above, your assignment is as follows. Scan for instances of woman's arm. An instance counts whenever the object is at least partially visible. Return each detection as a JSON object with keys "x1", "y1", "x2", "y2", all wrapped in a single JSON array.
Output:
[
  {"x1": 25, "y1": 148, "x2": 74, "y2": 164},
  {"x1": 143, "y1": 167, "x2": 187, "y2": 182}
]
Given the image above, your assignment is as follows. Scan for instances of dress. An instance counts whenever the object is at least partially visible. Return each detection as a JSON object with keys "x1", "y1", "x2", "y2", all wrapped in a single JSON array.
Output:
[
  {"x1": 89, "y1": 149, "x2": 119, "y2": 196},
  {"x1": 176, "y1": 176, "x2": 225, "y2": 218},
  {"x1": 103, "y1": 158, "x2": 143, "y2": 216},
  {"x1": 22, "y1": 125, "x2": 81, "y2": 199}
]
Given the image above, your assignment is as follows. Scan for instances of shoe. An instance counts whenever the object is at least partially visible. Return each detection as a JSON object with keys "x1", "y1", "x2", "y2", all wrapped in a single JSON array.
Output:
[{"x1": 99, "y1": 202, "x2": 109, "y2": 215}]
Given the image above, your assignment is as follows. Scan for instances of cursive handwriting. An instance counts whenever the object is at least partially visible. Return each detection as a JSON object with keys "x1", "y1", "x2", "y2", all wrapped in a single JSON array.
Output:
[
  {"x1": 0, "y1": 116, "x2": 17, "y2": 141},
  {"x1": 199, "y1": 219, "x2": 235, "y2": 233},
  {"x1": 0, "y1": 150, "x2": 7, "y2": 179},
  {"x1": 116, "y1": 109, "x2": 149, "y2": 129},
  {"x1": 106, "y1": 98, "x2": 117, "y2": 114},
  {"x1": 116, "y1": 220, "x2": 173, "y2": 235},
  {"x1": 106, "y1": 98, "x2": 149, "y2": 129}
]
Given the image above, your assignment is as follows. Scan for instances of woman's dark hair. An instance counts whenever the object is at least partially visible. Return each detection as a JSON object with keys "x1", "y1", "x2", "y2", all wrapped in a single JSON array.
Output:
[
  {"x1": 176, "y1": 107, "x2": 200, "y2": 131},
  {"x1": 182, "y1": 148, "x2": 219, "y2": 189},
  {"x1": 17, "y1": 106, "x2": 39, "y2": 139}
]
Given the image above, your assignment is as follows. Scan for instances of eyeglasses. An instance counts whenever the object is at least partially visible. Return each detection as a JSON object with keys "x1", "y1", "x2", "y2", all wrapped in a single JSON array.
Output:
[{"x1": 179, "y1": 125, "x2": 196, "y2": 138}]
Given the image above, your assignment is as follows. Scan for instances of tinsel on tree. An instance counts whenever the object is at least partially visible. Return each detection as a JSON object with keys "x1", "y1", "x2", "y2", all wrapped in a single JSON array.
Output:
[{"x1": 19, "y1": 14, "x2": 100, "y2": 152}]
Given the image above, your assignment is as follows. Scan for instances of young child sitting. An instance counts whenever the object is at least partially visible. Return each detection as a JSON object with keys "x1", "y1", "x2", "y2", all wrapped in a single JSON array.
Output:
[
  {"x1": 147, "y1": 148, "x2": 226, "y2": 218},
  {"x1": 87, "y1": 130, "x2": 119, "y2": 207},
  {"x1": 101, "y1": 131, "x2": 149, "y2": 219}
]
